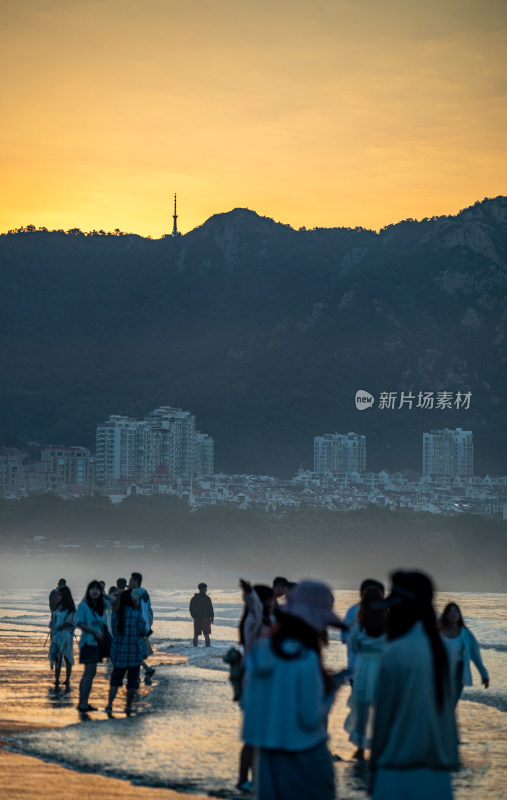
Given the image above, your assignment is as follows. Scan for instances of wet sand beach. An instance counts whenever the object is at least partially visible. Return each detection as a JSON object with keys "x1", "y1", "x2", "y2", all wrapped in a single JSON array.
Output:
[
  {"x1": 0, "y1": 735, "x2": 208, "y2": 800},
  {"x1": 1, "y1": 588, "x2": 506, "y2": 799},
  {"x1": 0, "y1": 648, "x2": 208, "y2": 800}
]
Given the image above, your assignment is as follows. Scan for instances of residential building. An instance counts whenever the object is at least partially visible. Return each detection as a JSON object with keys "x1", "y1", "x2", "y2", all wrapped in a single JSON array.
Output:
[
  {"x1": 41, "y1": 446, "x2": 95, "y2": 489},
  {"x1": 95, "y1": 406, "x2": 213, "y2": 486},
  {"x1": 148, "y1": 406, "x2": 197, "y2": 480},
  {"x1": 195, "y1": 432, "x2": 214, "y2": 477},
  {"x1": 422, "y1": 427, "x2": 473, "y2": 480},
  {"x1": 314, "y1": 432, "x2": 366, "y2": 475},
  {"x1": 95, "y1": 416, "x2": 155, "y2": 485},
  {"x1": 0, "y1": 450, "x2": 25, "y2": 489}
]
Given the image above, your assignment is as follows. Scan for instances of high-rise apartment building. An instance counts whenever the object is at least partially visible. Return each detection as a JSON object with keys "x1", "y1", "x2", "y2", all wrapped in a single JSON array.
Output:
[
  {"x1": 422, "y1": 427, "x2": 473, "y2": 479},
  {"x1": 41, "y1": 446, "x2": 95, "y2": 488},
  {"x1": 95, "y1": 416, "x2": 152, "y2": 485},
  {"x1": 314, "y1": 432, "x2": 366, "y2": 475},
  {"x1": 195, "y1": 432, "x2": 214, "y2": 477},
  {"x1": 147, "y1": 407, "x2": 196, "y2": 480},
  {"x1": 95, "y1": 407, "x2": 213, "y2": 486}
]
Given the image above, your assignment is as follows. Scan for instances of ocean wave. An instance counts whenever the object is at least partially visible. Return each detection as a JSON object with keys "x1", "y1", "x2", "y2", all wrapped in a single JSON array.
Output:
[
  {"x1": 4, "y1": 740, "x2": 207, "y2": 795},
  {"x1": 462, "y1": 691, "x2": 507, "y2": 712},
  {"x1": 479, "y1": 642, "x2": 507, "y2": 653},
  {"x1": 0, "y1": 617, "x2": 49, "y2": 629}
]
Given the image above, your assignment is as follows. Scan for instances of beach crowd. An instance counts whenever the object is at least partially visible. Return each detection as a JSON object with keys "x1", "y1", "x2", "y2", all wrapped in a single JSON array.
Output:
[{"x1": 47, "y1": 570, "x2": 490, "y2": 800}]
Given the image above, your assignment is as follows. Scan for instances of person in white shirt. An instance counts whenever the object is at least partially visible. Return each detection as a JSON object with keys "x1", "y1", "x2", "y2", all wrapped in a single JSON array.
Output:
[
  {"x1": 48, "y1": 585, "x2": 76, "y2": 687},
  {"x1": 439, "y1": 602, "x2": 489, "y2": 708}
]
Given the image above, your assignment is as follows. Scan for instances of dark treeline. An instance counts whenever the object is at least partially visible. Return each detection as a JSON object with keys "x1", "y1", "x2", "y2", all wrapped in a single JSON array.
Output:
[
  {"x1": 2, "y1": 225, "x2": 142, "y2": 237},
  {"x1": 1, "y1": 494, "x2": 505, "y2": 592}
]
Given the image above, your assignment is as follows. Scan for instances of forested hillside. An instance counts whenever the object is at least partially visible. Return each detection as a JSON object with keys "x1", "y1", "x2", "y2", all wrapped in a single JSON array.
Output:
[{"x1": 1, "y1": 197, "x2": 506, "y2": 476}]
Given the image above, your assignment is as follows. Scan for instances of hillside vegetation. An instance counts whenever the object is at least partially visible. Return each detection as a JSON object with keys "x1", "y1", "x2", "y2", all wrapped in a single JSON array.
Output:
[{"x1": 1, "y1": 198, "x2": 506, "y2": 476}]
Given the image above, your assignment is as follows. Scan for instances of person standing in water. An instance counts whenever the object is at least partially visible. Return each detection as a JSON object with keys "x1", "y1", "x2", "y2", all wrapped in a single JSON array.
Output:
[
  {"x1": 106, "y1": 588, "x2": 148, "y2": 715},
  {"x1": 49, "y1": 578, "x2": 67, "y2": 612},
  {"x1": 370, "y1": 571, "x2": 458, "y2": 800},
  {"x1": 129, "y1": 572, "x2": 155, "y2": 679},
  {"x1": 242, "y1": 580, "x2": 345, "y2": 800},
  {"x1": 341, "y1": 578, "x2": 384, "y2": 683},
  {"x1": 344, "y1": 585, "x2": 387, "y2": 761},
  {"x1": 237, "y1": 580, "x2": 277, "y2": 792},
  {"x1": 75, "y1": 580, "x2": 107, "y2": 713},
  {"x1": 49, "y1": 584, "x2": 76, "y2": 687},
  {"x1": 189, "y1": 582, "x2": 214, "y2": 647},
  {"x1": 439, "y1": 601, "x2": 489, "y2": 708}
]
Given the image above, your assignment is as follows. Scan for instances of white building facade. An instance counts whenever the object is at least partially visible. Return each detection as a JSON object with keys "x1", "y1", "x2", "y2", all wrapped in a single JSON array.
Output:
[
  {"x1": 422, "y1": 427, "x2": 473, "y2": 480},
  {"x1": 95, "y1": 407, "x2": 213, "y2": 486},
  {"x1": 314, "y1": 432, "x2": 366, "y2": 475}
]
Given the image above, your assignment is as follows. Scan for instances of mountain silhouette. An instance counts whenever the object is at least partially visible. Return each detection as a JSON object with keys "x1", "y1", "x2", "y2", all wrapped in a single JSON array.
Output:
[{"x1": 1, "y1": 197, "x2": 506, "y2": 476}]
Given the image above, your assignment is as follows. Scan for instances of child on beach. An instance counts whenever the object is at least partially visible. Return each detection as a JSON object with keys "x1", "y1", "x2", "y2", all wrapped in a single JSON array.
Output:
[{"x1": 48, "y1": 584, "x2": 76, "y2": 687}]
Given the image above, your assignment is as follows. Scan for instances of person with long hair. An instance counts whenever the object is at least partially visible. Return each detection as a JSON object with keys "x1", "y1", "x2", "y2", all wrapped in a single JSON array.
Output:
[
  {"x1": 48, "y1": 584, "x2": 76, "y2": 687},
  {"x1": 105, "y1": 588, "x2": 148, "y2": 715},
  {"x1": 74, "y1": 580, "x2": 107, "y2": 713},
  {"x1": 344, "y1": 585, "x2": 387, "y2": 760},
  {"x1": 237, "y1": 580, "x2": 276, "y2": 792},
  {"x1": 341, "y1": 578, "x2": 385, "y2": 682},
  {"x1": 439, "y1": 602, "x2": 489, "y2": 708},
  {"x1": 370, "y1": 571, "x2": 458, "y2": 800},
  {"x1": 242, "y1": 580, "x2": 345, "y2": 800}
]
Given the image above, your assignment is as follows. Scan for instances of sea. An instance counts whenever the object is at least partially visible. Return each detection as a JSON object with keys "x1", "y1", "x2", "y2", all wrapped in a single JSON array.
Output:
[{"x1": 0, "y1": 587, "x2": 506, "y2": 799}]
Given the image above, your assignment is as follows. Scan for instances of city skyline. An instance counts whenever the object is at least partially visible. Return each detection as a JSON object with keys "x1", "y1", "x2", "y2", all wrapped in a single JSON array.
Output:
[
  {"x1": 5, "y1": 417, "x2": 505, "y2": 487},
  {"x1": 2, "y1": 1, "x2": 506, "y2": 236}
]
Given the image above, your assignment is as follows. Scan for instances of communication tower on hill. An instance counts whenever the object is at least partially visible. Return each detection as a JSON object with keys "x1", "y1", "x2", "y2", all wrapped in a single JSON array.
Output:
[{"x1": 172, "y1": 193, "x2": 181, "y2": 237}]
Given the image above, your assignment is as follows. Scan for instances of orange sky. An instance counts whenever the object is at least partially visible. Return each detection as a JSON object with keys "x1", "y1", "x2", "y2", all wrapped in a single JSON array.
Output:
[{"x1": 1, "y1": 0, "x2": 506, "y2": 236}]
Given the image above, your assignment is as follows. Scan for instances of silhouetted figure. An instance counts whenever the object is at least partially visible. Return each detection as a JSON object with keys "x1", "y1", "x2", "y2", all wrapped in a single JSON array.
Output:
[
  {"x1": 190, "y1": 583, "x2": 214, "y2": 647},
  {"x1": 49, "y1": 578, "x2": 67, "y2": 612},
  {"x1": 272, "y1": 576, "x2": 289, "y2": 608}
]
